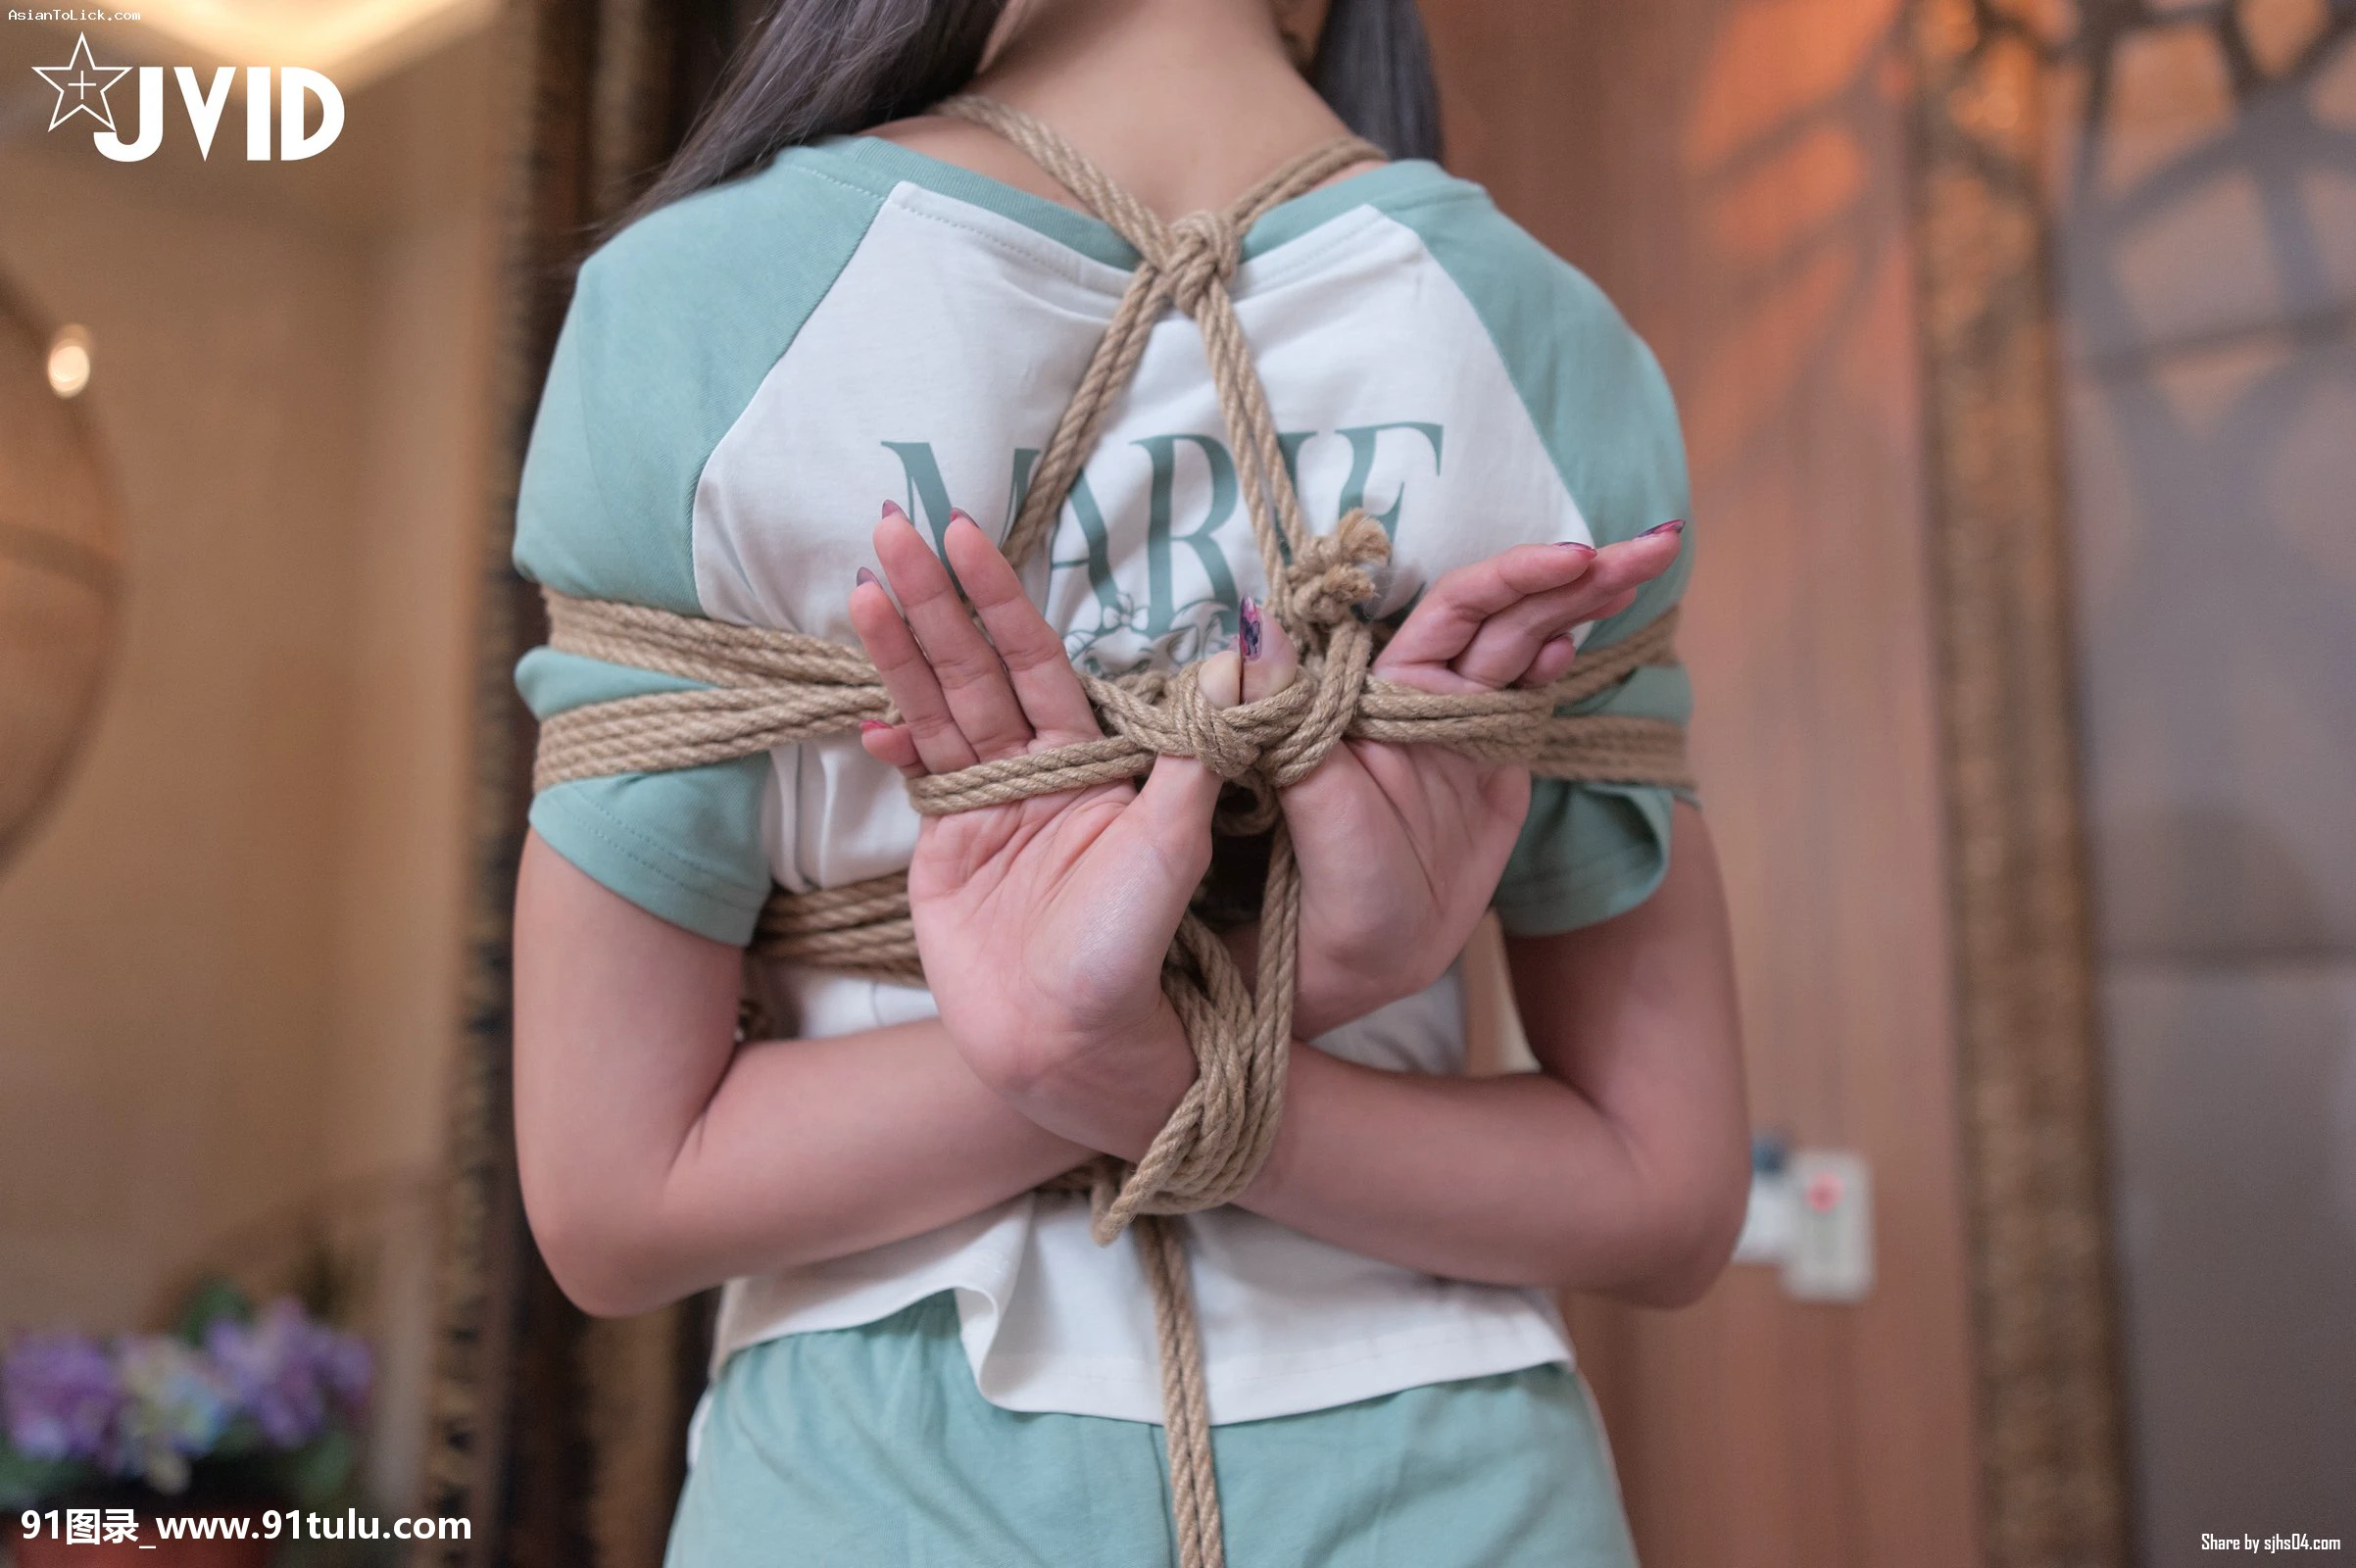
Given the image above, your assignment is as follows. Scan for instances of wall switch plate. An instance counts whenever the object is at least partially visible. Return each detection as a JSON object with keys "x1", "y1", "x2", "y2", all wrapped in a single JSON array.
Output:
[{"x1": 1781, "y1": 1149, "x2": 1874, "y2": 1302}]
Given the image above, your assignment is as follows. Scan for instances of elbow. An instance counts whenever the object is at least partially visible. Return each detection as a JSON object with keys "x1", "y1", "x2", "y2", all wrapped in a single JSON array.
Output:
[
  {"x1": 1617, "y1": 1223, "x2": 1736, "y2": 1308},
  {"x1": 520, "y1": 1169, "x2": 682, "y2": 1319},
  {"x1": 540, "y1": 1232, "x2": 672, "y2": 1320},
  {"x1": 1603, "y1": 1152, "x2": 1751, "y2": 1309}
]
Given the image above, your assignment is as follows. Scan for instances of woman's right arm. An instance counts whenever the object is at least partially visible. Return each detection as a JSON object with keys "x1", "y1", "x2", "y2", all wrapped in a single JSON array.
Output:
[{"x1": 512, "y1": 832, "x2": 1092, "y2": 1318}]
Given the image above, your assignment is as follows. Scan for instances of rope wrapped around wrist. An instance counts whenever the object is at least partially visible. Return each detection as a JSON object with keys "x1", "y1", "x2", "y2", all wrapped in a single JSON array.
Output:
[{"x1": 525, "y1": 96, "x2": 1692, "y2": 1568}]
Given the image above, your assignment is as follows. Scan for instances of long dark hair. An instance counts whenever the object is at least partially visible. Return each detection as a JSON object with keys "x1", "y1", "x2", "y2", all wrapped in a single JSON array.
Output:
[{"x1": 629, "y1": 0, "x2": 1442, "y2": 221}]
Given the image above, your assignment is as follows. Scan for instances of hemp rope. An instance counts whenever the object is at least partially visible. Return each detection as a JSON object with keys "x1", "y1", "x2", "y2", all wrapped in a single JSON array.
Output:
[{"x1": 528, "y1": 97, "x2": 1693, "y2": 1568}]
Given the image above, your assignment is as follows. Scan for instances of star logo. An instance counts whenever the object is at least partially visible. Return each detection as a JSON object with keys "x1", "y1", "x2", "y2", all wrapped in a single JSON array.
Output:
[{"x1": 33, "y1": 33, "x2": 132, "y2": 134}]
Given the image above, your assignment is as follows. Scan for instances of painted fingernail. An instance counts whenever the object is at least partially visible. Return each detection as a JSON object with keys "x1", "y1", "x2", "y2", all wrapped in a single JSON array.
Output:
[
  {"x1": 857, "y1": 566, "x2": 881, "y2": 590},
  {"x1": 1640, "y1": 518, "x2": 1686, "y2": 538},
  {"x1": 1239, "y1": 597, "x2": 1263, "y2": 662},
  {"x1": 949, "y1": 508, "x2": 977, "y2": 530},
  {"x1": 1555, "y1": 540, "x2": 1597, "y2": 554},
  {"x1": 881, "y1": 500, "x2": 908, "y2": 521},
  {"x1": 859, "y1": 718, "x2": 891, "y2": 734}
]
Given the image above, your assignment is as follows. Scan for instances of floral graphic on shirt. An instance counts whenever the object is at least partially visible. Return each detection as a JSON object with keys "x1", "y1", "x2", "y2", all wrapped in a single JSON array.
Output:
[{"x1": 1061, "y1": 586, "x2": 1234, "y2": 678}]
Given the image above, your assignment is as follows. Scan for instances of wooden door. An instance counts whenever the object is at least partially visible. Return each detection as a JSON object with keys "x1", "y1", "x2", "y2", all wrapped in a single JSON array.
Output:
[{"x1": 1427, "y1": 4, "x2": 1986, "y2": 1564}]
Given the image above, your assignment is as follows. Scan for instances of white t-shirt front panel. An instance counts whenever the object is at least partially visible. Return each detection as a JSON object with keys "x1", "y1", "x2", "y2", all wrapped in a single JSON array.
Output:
[{"x1": 694, "y1": 179, "x2": 1582, "y2": 1424}]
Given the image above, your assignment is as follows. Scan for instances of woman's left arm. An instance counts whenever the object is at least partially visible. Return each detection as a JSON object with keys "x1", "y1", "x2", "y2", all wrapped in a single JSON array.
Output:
[{"x1": 1237, "y1": 802, "x2": 1750, "y2": 1306}]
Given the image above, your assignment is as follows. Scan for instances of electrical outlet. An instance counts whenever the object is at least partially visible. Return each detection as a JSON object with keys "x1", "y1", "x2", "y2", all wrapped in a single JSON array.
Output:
[{"x1": 1781, "y1": 1149, "x2": 1873, "y2": 1303}]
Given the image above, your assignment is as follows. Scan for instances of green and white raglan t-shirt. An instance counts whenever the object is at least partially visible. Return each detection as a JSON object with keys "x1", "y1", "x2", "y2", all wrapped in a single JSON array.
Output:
[{"x1": 514, "y1": 135, "x2": 1694, "y2": 1428}]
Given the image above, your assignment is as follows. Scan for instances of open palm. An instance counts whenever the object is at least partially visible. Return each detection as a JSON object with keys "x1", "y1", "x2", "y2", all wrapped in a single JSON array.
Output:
[
  {"x1": 1270, "y1": 527, "x2": 1684, "y2": 1037},
  {"x1": 851, "y1": 506, "x2": 1225, "y2": 1152}
]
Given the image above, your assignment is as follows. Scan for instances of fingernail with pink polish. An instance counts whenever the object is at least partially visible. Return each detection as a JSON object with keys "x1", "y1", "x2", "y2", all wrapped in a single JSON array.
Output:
[
  {"x1": 881, "y1": 500, "x2": 907, "y2": 521},
  {"x1": 949, "y1": 508, "x2": 977, "y2": 530},
  {"x1": 857, "y1": 566, "x2": 881, "y2": 590},
  {"x1": 1239, "y1": 597, "x2": 1263, "y2": 662},
  {"x1": 1555, "y1": 540, "x2": 1597, "y2": 554},
  {"x1": 1640, "y1": 518, "x2": 1686, "y2": 538},
  {"x1": 859, "y1": 718, "x2": 891, "y2": 734}
]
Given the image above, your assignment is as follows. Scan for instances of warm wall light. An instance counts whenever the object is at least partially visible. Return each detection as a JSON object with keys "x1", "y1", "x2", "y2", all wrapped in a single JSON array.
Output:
[
  {"x1": 130, "y1": 0, "x2": 497, "y2": 90},
  {"x1": 46, "y1": 326, "x2": 92, "y2": 400}
]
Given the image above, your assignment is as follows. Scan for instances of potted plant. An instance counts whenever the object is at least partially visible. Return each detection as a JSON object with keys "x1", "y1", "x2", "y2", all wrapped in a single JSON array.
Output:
[{"x1": 2, "y1": 1284, "x2": 370, "y2": 1565}]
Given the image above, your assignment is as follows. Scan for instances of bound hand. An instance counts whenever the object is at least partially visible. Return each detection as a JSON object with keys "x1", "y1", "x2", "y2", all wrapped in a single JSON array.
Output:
[
  {"x1": 1267, "y1": 523, "x2": 1685, "y2": 1037},
  {"x1": 848, "y1": 505, "x2": 1222, "y2": 1159}
]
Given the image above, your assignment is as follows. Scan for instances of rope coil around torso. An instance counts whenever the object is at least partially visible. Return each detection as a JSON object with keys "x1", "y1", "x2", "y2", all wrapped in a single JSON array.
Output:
[
  {"x1": 537, "y1": 585, "x2": 1691, "y2": 808},
  {"x1": 526, "y1": 98, "x2": 1693, "y2": 1568}
]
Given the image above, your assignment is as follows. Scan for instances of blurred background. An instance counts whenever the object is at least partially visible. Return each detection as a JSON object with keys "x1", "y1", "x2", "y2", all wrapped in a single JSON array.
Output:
[
  {"x1": 1, "y1": 0, "x2": 506, "y2": 1546},
  {"x1": 0, "y1": 2, "x2": 2348, "y2": 1566}
]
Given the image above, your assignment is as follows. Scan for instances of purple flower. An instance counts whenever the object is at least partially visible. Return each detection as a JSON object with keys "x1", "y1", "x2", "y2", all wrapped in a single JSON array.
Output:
[
  {"x1": 3, "y1": 1333, "x2": 122, "y2": 1463},
  {"x1": 205, "y1": 1299, "x2": 370, "y2": 1448},
  {"x1": 6, "y1": 1300, "x2": 372, "y2": 1500}
]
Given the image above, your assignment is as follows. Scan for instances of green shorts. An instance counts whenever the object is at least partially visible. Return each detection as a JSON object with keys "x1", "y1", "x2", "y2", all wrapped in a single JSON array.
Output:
[{"x1": 666, "y1": 1292, "x2": 1639, "y2": 1567}]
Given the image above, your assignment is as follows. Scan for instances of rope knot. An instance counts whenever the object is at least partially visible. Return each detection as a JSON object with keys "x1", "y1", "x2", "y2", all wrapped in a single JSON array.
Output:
[
  {"x1": 1283, "y1": 509, "x2": 1392, "y2": 630},
  {"x1": 1155, "y1": 210, "x2": 1242, "y2": 316}
]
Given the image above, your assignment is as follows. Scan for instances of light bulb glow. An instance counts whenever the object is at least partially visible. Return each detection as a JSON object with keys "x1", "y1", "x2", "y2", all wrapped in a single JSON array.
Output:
[
  {"x1": 132, "y1": 0, "x2": 498, "y2": 90},
  {"x1": 47, "y1": 326, "x2": 93, "y2": 399}
]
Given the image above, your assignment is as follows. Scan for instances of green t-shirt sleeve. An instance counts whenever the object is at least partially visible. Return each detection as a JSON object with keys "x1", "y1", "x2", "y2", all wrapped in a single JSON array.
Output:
[
  {"x1": 1493, "y1": 662, "x2": 1694, "y2": 939},
  {"x1": 1388, "y1": 181, "x2": 1697, "y2": 936},
  {"x1": 515, "y1": 650, "x2": 774, "y2": 947},
  {"x1": 510, "y1": 157, "x2": 884, "y2": 944}
]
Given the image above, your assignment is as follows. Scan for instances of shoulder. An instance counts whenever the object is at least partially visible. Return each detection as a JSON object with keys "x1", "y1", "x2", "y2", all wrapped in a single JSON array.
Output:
[
  {"x1": 564, "y1": 144, "x2": 895, "y2": 416},
  {"x1": 1366, "y1": 169, "x2": 1688, "y2": 559},
  {"x1": 515, "y1": 147, "x2": 894, "y2": 612},
  {"x1": 578, "y1": 143, "x2": 891, "y2": 318},
  {"x1": 1365, "y1": 171, "x2": 1635, "y2": 357}
]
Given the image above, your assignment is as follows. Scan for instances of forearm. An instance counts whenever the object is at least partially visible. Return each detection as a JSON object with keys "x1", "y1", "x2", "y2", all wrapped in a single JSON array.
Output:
[
  {"x1": 524, "y1": 1012, "x2": 1091, "y2": 1316},
  {"x1": 635, "y1": 1021, "x2": 1090, "y2": 1306},
  {"x1": 1237, "y1": 1046, "x2": 1701, "y2": 1295},
  {"x1": 1240, "y1": 805, "x2": 1750, "y2": 1304},
  {"x1": 515, "y1": 834, "x2": 1089, "y2": 1316}
]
